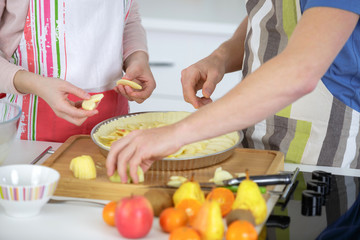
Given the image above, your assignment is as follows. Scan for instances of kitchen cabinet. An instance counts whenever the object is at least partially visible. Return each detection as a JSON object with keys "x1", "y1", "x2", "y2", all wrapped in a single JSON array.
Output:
[
  {"x1": 129, "y1": 0, "x2": 247, "y2": 113},
  {"x1": 129, "y1": 18, "x2": 243, "y2": 113}
]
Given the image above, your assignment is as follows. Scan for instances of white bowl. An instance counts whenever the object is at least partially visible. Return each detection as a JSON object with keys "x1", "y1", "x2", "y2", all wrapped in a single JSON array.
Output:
[
  {"x1": 0, "y1": 164, "x2": 60, "y2": 217},
  {"x1": 0, "y1": 101, "x2": 22, "y2": 165}
]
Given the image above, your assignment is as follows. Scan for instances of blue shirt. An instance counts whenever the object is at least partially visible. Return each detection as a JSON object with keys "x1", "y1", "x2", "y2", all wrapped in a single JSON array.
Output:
[{"x1": 301, "y1": 0, "x2": 360, "y2": 112}]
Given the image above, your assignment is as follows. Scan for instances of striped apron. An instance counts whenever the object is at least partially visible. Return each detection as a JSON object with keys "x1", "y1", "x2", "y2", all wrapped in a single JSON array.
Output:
[
  {"x1": 240, "y1": 0, "x2": 360, "y2": 169},
  {"x1": 5, "y1": 0, "x2": 133, "y2": 142}
]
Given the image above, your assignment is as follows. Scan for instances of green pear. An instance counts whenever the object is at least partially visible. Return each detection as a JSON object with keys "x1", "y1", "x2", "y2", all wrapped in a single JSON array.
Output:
[
  {"x1": 232, "y1": 170, "x2": 267, "y2": 225},
  {"x1": 172, "y1": 181, "x2": 205, "y2": 207}
]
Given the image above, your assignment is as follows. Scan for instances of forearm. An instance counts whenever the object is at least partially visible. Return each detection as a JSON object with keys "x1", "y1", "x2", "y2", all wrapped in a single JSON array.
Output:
[
  {"x1": 210, "y1": 17, "x2": 248, "y2": 73},
  {"x1": 122, "y1": 0, "x2": 148, "y2": 61},
  {"x1": 174, "y1": 7, "x2": 358, "y2": 146},
  {"x1": 13, "y1": 70, "x2": 45, "y2": 96},
  {"x1": 174, "y1": 55, "x2": 309, "y2": 145}
]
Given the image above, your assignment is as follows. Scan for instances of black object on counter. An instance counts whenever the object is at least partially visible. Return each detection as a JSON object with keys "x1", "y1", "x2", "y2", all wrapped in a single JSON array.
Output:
[
  {"x1": 307, "y1": 180, "x2": 329, "y2": 205},
  {"x1": 307, "y1": 180, "x2": 329, "y2": 195},
  {"x1": 301, "y1": 190, "x2": 323, "y2": 216},
  {"x1": 312, "y1": 170, "x2": 332, "y2": 194},
  {"x1": 266, "y1": 215, "x2": 291, "y2": 229}
]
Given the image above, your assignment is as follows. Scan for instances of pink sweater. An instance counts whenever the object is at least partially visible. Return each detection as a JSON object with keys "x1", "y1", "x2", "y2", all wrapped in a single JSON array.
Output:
[{"x1": 0, "y1": 0, "x2": 147, "y2": 95}]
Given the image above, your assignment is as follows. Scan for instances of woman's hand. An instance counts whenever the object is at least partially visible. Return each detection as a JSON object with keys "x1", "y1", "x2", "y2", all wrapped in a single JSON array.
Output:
[
  {"x1": 181, "y1": 54, "x2": 226, "y2": 109},
  {"x1": 106, "y1": 125, "x2": 182, "y2": 184},
  {"x1": 114, "y1": 51, "x2": 156, "y2": 103},
  {"x1": 14, "y1": 70, "x2": 97, "y2": 126}
]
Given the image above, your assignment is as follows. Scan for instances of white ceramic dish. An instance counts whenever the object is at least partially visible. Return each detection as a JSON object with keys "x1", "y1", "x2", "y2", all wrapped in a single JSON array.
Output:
[
  {"x1": 91, "y1": 111, "x2": 241, "y2": 170},
  {"x1": 0, "y1": 164, "x2": 60, "y2": 218}
]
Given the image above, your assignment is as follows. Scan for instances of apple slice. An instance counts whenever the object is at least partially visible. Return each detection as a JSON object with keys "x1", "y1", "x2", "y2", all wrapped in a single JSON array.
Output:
[
  {"x1": 116, "y1": 79, "x2": 142, "y2": 90},
  {"x1": 109, "y1": 166, "x2": 144, "y2": 183},
  {"x1": 82, "y1": 93, "x2": 104, "y2": 110}
]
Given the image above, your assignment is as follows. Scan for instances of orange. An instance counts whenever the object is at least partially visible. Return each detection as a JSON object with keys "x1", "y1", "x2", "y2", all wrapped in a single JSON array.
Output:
[
  {"x1": 169, "y1": 226, "x2": 201, "y2": 240},
  {"x1": 159, "y1": 207, "x2": 188, "y2": 233},
  {"x1": 176, "y1": 198, "x2": 202, "y2": 225},
  {"x1": 226, "y1": 220, "x2": 258, "y2": 240},
  {"x1": 102, "y1": 201, "x2": 117, "y2": 226},
  {"x1": 206, "y1": 187, "x2": 235, "y2": 217}
]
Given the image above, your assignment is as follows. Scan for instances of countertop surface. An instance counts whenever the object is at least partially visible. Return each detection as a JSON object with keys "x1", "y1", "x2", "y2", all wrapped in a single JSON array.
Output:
[{"x1": 1, "y1": 139, "x2": 360, "y2": 240}]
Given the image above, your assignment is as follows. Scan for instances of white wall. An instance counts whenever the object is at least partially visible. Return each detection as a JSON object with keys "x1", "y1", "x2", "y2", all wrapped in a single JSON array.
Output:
[{"x1": 137, "y1": 0, "x2": 246, "y2": 25}]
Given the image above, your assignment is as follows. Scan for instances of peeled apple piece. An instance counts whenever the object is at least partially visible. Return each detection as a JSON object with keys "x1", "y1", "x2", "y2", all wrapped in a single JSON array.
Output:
[
  {"x1": 109, "y1": 166, "x2": 144, "y2": 183},
  {"x1": 70, "y1": 155, "x2": 97, "y2": 179},
  {"x1": 82, "y1": 93, "x2": 104, "y2": 110},
  {"x1": 116, "y1": 79, "x2": 142, "y2": 90},
  {"x1": 209, "y1": 167, "x2": 233, "y2": 185},
  {"x1": 166, "y1": 175, "x2": 188, "y2": 188}
]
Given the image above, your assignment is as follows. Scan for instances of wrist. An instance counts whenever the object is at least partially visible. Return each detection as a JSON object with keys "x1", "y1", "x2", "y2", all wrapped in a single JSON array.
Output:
[
  {"x1": 123, "y1": 51, "x2": 149, "y2": 70},
  {"x1": 172, "y1": 116, "x2": 202, "y2": 148},
  {"x1": 212, "y1": 40, "x2": 243, "y2": 73}
]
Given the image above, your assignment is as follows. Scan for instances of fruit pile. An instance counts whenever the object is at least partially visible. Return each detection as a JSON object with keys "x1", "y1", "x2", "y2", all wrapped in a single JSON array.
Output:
[{"x1": 102, "y1": 170, "x2": 267, "y2": 240}]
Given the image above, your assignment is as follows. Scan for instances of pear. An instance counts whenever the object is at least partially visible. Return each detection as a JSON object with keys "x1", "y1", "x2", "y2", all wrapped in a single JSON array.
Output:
[
  {"x1": 173, "y1": 181, "x2": 205, "y2": 207},
  {"x1": 232, "y1": 170, "x2": 267, "y2": 225},
  {"x1": 190, "y1": 200, "x2": 224, "y2": 240}
]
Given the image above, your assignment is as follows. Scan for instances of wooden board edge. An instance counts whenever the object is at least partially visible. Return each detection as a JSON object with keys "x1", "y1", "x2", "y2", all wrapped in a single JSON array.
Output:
[
  {"x1": 265, "y1": 150, "x2": 285, "y2": 175},
  {"x1": 42, "y1": 134, "x2": 90, "y2": 167}
]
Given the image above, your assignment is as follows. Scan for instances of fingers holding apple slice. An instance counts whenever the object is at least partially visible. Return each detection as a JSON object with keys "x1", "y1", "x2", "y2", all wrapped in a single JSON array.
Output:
[
  {"x1": 107, "y1": 135, "x2": 139, "y2": 183},
  {"x1": 108, "y1": 166, "x2": 144, "y2": 183}
]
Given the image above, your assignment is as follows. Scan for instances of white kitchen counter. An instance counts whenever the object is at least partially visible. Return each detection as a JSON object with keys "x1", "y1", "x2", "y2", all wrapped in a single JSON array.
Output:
[{"x1": 1, "y1": 139, "x2": 360, "y2": 240}]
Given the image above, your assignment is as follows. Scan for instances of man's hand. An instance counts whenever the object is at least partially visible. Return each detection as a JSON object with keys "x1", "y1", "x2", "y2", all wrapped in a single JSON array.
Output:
[
  {"x1": 106, "y1": 125, "x2": 182, "y2": 183},
  {"x1": 181, "y1": 54, "x2": 226, "y2": 109}
]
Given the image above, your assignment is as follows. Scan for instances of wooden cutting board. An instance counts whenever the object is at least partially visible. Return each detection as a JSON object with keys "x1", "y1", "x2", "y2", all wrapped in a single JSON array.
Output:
[{"x1": 42, "y1": 135, "x2": 284, "y2": 201}]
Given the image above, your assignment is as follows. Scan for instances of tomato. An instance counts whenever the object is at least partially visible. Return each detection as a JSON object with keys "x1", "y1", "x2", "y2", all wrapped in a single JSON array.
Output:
[{"x1": 102, "y1": 201, "x2": 117, "y2": 226}]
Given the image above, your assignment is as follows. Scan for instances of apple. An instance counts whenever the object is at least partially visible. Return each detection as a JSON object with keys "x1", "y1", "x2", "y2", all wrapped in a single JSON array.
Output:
[{"x1": 115, "y1": 195, "x2": 154, "y2": 238}]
